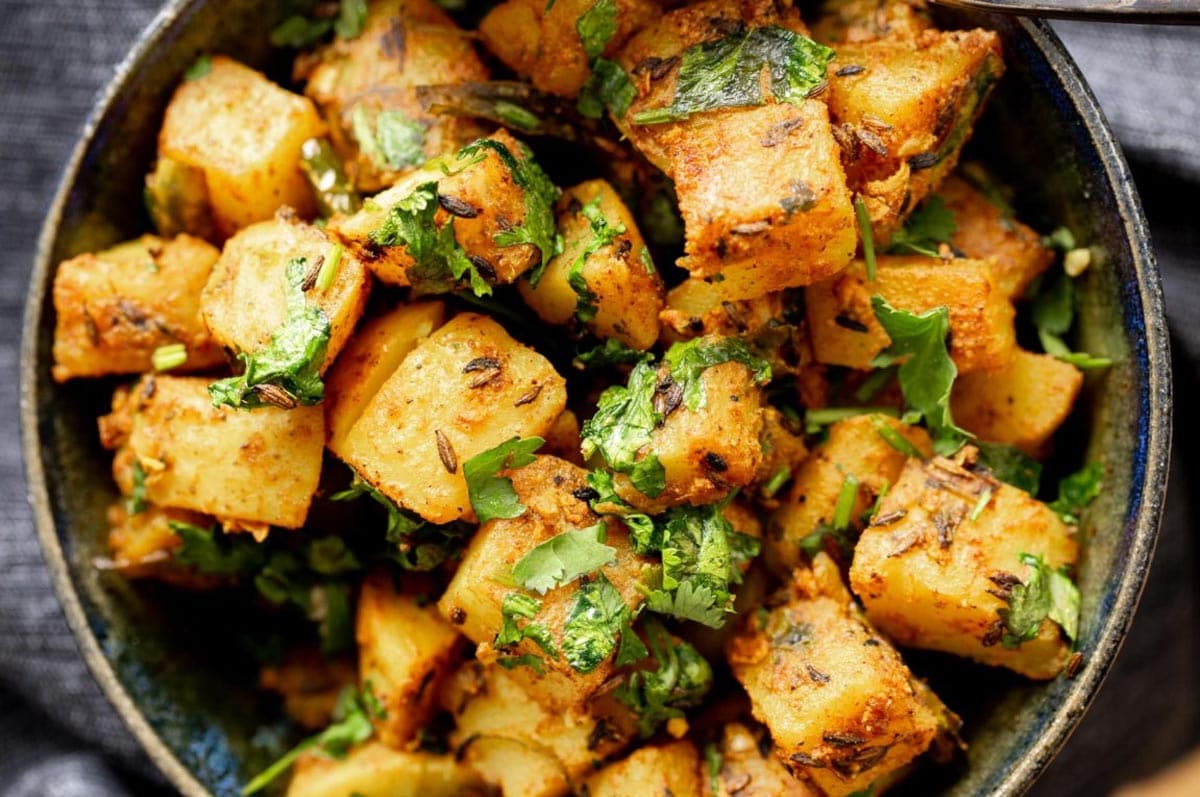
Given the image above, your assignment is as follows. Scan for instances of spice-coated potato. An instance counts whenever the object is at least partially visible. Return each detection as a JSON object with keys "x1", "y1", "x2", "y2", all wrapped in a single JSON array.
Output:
[
  {"x1": 709, "y1": 722, "x2": 818, "y2": 797},
  {"x1": 581, "y1": 740, "x2": 703, "y2": 797},
  {"x1": 144, "y1": 155, "x2": 218, "y2": 242},
  {"x1": 286, "y1": 742, "x2": 491, "y2": 797},
  {"x1": 158, "y1": 56, "x2": 324, "y2": 238},
  {"x1": 340, "y1": 313, "x2": 567, "y2": 523},
  {"x1": 52, "y1": 234, "x2": 225, "y2": 382},
  {"x1": 811, "y1": 0, "x2": 932, "y2": 46}
]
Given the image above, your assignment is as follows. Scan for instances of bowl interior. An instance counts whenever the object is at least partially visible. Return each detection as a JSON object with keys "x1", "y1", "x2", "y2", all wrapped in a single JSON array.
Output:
[{"x1": 22, "y1": 4, "x2": 1170, "y2": 796}]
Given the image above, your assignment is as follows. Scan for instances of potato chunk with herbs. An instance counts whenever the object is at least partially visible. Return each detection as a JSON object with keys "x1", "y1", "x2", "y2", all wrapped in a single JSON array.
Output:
[
  {"x1": 950, "y1": 349, "x2": 1083, "y2": 457},
  {"x1": 438, "y1": 455, "x2": 647, "y2": 710},
  {"x1": 144, "y1": 155, "x2": 217, "y2": 242},
  {"x1": 324, "y1": 301, "x2": 447, "y2": 456},
  {"x1": 805, "y1": 255, "x2": 1016, "y2": 373},
  {"x1": 286, "y1": 742, "x2": 490, "y2": 797},
  {"x1": 158, "y1": 56, "x2": 324, "y2": 238},
  {"x1": 51, "y1": 234, "x2": 224, "y2": 382},
  {"x1": 581, "y1": 740, "x2": 703, "y2": 797},
  {"x1": 849, "y1": 451, "x2": 1080, "y2": 679},
  {"x1": 100, "y1": 376, "x2": 324, "y2": 529},
  {"x1": 936, "y1": 174, "x2": 1054, "y2": 300},
  {"x1": 329, "y1": 129, "x2": 557, "y2": 291},
  {"x1": 357, "y1": 571, "x2": 463, "y2": 748},
  {"x1": 200, "y1": 215, "x2": 370, "y2": 376},
  {"x1": 710, "y1": 723, "x2": 818, "y2": 797},
  {"x1": 518, "y1": 179, "x2": 664, "y2": 350},
  {"x1": 827, "y1": 29, "x2": 1003, "y2": 236},
  {"x1": 301, "y1": 0, "x2": 490, "y2": 193},
  {"x1": 766, "y1": 414, "x2": 931, "y2": 575},
  {"x1": 340, "y1": 313, "x2": 567, "y2": 523},
  {"x1": 728, "y1": 554, "x2": 945, "y2": 796},
  {"x1": 811, "y1": 0, "x2": 931, "y2": 46}
]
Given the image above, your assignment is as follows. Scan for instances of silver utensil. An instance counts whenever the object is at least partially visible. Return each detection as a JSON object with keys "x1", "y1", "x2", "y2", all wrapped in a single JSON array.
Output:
[{"x1": 929, "y1": 0, "x2": 1199, "y2": 24}]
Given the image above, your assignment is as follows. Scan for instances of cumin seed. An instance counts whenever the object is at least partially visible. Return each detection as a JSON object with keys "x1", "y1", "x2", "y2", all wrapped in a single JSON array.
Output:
[
  {"x1": 469, "y1": 254, "x2": 496, "y2": 281},
  {"x1": 253, "y1": 383, "x2": 298, "y2": 409},
  {"x1": 463, "y1": 356, "x2": 502, "y2": 373},
  {"x1": 822, "y1": 732, "x2": 865, "y2": 748},
  {"x1": 438, "y1": 194, "x2": 480, "y2": 218},
  {"x1": 835, "y1": 64, "x2": 865, "y2": 77},
  {"x1": 703, "y1": 452, "x2": 729, "y2": 472},
  {"x1": 435, "y1": 430, "x2": 457, "y2": 473},
  {"x1": 300, "y1": 255, "x2": 325, "y2": 291},
  {"x1": 761, "y1": 116, "x2": 804, "y2": 147},
  {"x1": 908, "y1": 151, "x2": 939, "y2": 170},
  {"x1": 572, "y1": 487, "x2": 600, "y2": 502},
  {"x1": 871, "y1": 509, "x2": 907, "y2": 526},
  {"x1": 514, "y1": 383, "x2": 543, "y2": 407},
  {"x1": 855, "y1": 127, "x2": 889, "y2": 157},
  {"x1": 806, "y1": 664, "x2": 831, "y2": 684},
  {"x1": 834, "y1": 313, "x2": 869, "y2": 333}
]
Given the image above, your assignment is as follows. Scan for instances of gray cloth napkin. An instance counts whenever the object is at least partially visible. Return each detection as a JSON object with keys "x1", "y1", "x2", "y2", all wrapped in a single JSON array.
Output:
[{"x1": 0, "y1": 3, "x2": 1197, "y2": 795}]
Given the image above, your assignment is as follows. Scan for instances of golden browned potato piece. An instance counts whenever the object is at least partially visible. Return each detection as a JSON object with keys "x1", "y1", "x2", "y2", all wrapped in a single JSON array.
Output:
[
  {"x1": 101, "y1": 502, "x2": 219, "y2": 587},
  {"x1": 101, "y1": 376, "x2": 324, "y2": 529},
  {"x1": 614, "y1": 360, "x2": 766, "y2": 514},
  {"x1": 766, "y1": 414, "x2": 931, "y2": 575},
  {"x1": 849, "y1": 452, "x2": 1080, "y2": 679},
  {"x1": 51, "y1": 234, "x2": 224, "y2": 382},
  {"x1": 615, "y1": 1, "x2": 856, "y2": 299},
  {"x1": 340, "y1": 313, "x2": 567, "y2": 523},
  {"x1": 329, "y1": 129, "x2": 547, "y2": 289},
  {"x1": 158, "y1": 56, "x2": 323, "y2": 238},
  {"x1": 950, "y1": 348, "x2": 1083, "y2": 457},
  {"x1": 542, "y1": 410, "x2": 583, "y2": 465},
  {"x1": 480, "y1": 0, "x2": 657, "y2": 97},
  {"x1": 287, "y1": 742, "x2": 492, "y2": 797},
  {"x1": 582, "y1": 740, "x2": 703, "y2": 797},
  {"x1": 357, "y1": 570, "x2": 463, "y2": 748},
  {"x1": 710, "y1": 722, "x2": 819, "y2": 797},
  {"x1": 755, "y1": 407, "x2": 809, "y2": 495},
  {"x1": 810, "y1": 0, "x2": 931, "y2": 46},
  {"x1": 439, "y1": 456, "x2": 647, "y2": 710},
  {"x1": 936, "y1": 174, "x2": 1055, "y2": 300},
  {"x1": 259, "y1": 649, "x2": 357, "y2": 731},
  {"x1": 805, "y1": 255, "x2": 1016, "y2": 373},
  {"x1": 519, "y1": 179, "x2": 663, "y2": 350},
  {"x1": 728, "y1": 554, "x2": 944, "y2": 796},
  {"x1": 826, "y1": 29, "x2": 1003, "y2": 236},
  {"x1": 324, "y1": 301, "x2": 447, "y2": 457},
  {"x1": 302, "y1": 0, "x2": 490, "y2": 193},
  {"x1": 144, "y1": 155, "x2": 217, "y2": 242},
  {"x1": 200, "y1": 215, "x2": 370, "y2": 373}
]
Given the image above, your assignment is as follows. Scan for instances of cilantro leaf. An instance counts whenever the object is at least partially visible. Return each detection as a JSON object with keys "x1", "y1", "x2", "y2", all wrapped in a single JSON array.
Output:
[
  {"x1": 577, "y1": 58, "x2": 637, "y2": 119},
  {"x1": 270, "y1": 15, "x2": 332, "y2": 48},
  {"x1": 568, "y1": 196, "x2": 626, "y2": 323},
  {"x1": 495, "y1": 592, "x2": 558, "y2": 661},
  {"x1": 209, "y1": 257, "x2": 331, "y2": 409},
  {"x1": 330, "y1": 473, "x2": 423, "y2": 539},
  {"x1": 561, "y1": 573, "x2": 633, "y2": 673},
  {"x1": 975, "y1": 442, "x2": 1042, "y2": 495},
  {"x1": 576, "y1": 0, "x2": 617, "y2": 60},
  {"x1": 886, "y1": 196, "x2": 957, "y2": 257},
  {"x1": 183, "y1": 55, "x2": 211, "y2": 81},
  {"x1": 463, "y1": 437, "x2": 544, "y2": 523},
  {"x1": 580, "y1": 360, "x2": 664, "y2": 496},
  {"x1": 633, "y1": 26, "x2": 834, "y2": 125},
  {"x1": 663, "y1": 337, "x2": 771, "y2": 411},
  {"x1": 998, "y1": 552, "x2": 1081, "y2": 649},
  {"x1": 870, "y1": 295, "x2": 970, "y2": 455},
  {"x1": 1030, "y1": 270, "x2": 1111, "y2": 370},
  {"x1": 512, "y1": 523, "x2": 617, "y2": 594},
  {"x1": 126, "y1": 459, "x2": 148, "y2": 515},
  {"x1": 334, "y1": 0, "x2": 368, "y2": 39},
  {"x1": 574, "y1": 338, "x2": 651, "y2": 369},
  {"x1": 614, "y1": 618, "x2": 713, "y2": 738},
  {"x1": 1047, "y1": 461, "x2": 1103, "y2": 525},
  {"x1": 352, "y1": 106, "x2": 426, "y2": 172},
  {"x1": 171, "y1": 521, "x2": 266, "y2": 576},
  {"x1": 584, "y1": 470, "x2": 656, "y2": 543}
]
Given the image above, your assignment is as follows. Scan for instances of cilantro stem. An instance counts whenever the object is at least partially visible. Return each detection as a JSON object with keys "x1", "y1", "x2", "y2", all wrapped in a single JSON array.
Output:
[
  {"x1": 969, "y1": 487, "x2": 993, "y2": 522},
  {"x1": 316, "y1": 243, "x2": 343, "y2": 292},
  {"x1": 832, "y1": 476, "x2": 860, "y2": 531},
  {"x1": 151, "y1": 343, "x2": 187, "y2": 372},
  {"x1": 855, "y1": 196, "x2": 877, "y2": 281},
  {"x1": 871, "y1": 416, "x2": 923, "y2": 459},
  {"x1": 242, "y1": 739, "x2": 315, "y2": 795},
  {"x1": 761, "y1": 465, "x2": 791, "y2": 498}
]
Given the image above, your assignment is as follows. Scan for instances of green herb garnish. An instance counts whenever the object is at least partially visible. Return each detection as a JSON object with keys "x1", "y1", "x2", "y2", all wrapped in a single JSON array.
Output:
[
  {"x1": 855, "y1": 196, "x2": 877, "y2": 281},
  {"x1": 353, "y1": 106, "x2": 427, "y2": 172},
  {"x1": 561, "y1": 572, "x2": 634, "y2": 673},
  {"x1": 998, "y1": 552, "x2": 1080, "y2": 649},
  {"x1": 574, "y1": 338, "x2": 651, "y2": 369},
  {"x1": 511, "y1": 522, "x2": 616, "y2": 594},
  {"x1": 151, "y1": 343, "x2": 187, "y2": 372},
  {"x1": 576, "y1": 0, "x2": 618, "y2": 59},
  {"x1": 578, "y1": 58, "x2": 637, "y2": 119},
  {"x1": 127, "y1": 459, "x2": 148, "y2": 515},
  {"x1": 975, "y1": 441, "x2": 1041, "y2": 495},
  {"x1": 614, "y1": 618, "x2": 713, "y2": 738},
  {"x1": 463, "y1": 437, "x2": 544, "y2": 523},
  {"x1": 568, "y1": 196, "x2": 626, "y2": 323},
  {"x1": 1047, "y1": 461, "x2": 1102, "y2": 526},
  {"x1": 1030, "y1": 269, "x2": 1111, "y2": 370},
  {"x1": 183, "y1": 55, "x2": 211, "y2": 81},
  {"x1": 171, "y1": 520, "x2": 266, "y2": 576},
  {"x1": 886, "y1": 196, "x2": 957, "y2": 257}
]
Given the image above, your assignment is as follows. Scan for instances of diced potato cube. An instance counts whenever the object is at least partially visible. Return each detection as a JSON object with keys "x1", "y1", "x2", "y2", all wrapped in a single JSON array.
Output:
[
  {"x1": 849, "y1": 453, "x2": 1079, "y2": 679},
  {"x1": 614, "y1": 360, "x2": 766, "y2": 514},
  {"x1": 302, "y1": 0, "x2": 490, "y2": 193},
  {"x1": 810, "y1": 0, "x2": 931, "y2": 46},
  {"x1": 52, "y1": 234, "x2": 224, "y2": 382},
  {"x1": 144, "y1": 155, "x2": 217, "y2": 242},
  {"x1": 766, "y1": 414, "x2": 930, "y2": 575},
  {"x1": 159, "y1": 56, "x2": 324, "y2": 238},
  {"x1": 582, "y1": 740, "x2": 703, "y2": 797},
  {"x1": 102, "y1": 502, "x2": 217, "y2": 587},
  {"x1": 442, "y1": 661, "x2": 634, "y2": 797},
  {"x1": 519, "y1": 179, "x2": 664, "y2": 350},
  {"x1": 710, "y1": 722, "x2": 818, "y2": 797},
  {"x1": 936, "y1": 175, "x2": 1054, "y2": 300},
  {"x1": 340, "y1": 313, "x2": 567, "y2": 523},
  {"x1": 950, "y1": 349, "x2": 1083, "y2": 457},
  {"x1": 826, "y1": 29, "x2": 1003, "y2": 236},
  {"x1": 480, "y1": 0, "x2": 657, "y2": 97},
  {"x1": 357, "y1": 570, "x2": 463, "y2": 747},
  {"x1": 329, "y1": 129, "x2": 546, "y2": 289},
  {"x1": 541, "y1": 409, "x2": 583, "y2": 465},
  {"x1": 200, "y1": 216, "x2": 370, "y2": 373},
  {"x1": 728, "y1": 554, "x2": 945, "y2": 796},
  {"x1": 755, "y1": 407, "x2": 809, "y2": 492},
  {"x1": 101, "y1": 376, "x2": 324, "y2": 528},
  {"x1": 324, "y1": 301, "x2": 447, "y2": 456},
  {"x1": 805, "y1": 255, "x2": 1016, "y2": 373},
  {"x1": 287, "y1": 742, "x2": 490, "y2": 797},
  {"x1": 259, "y1": 649, "x2": 357, "y2": 730},
  {"x1": 439, "y1": 456, "x2": 647, "y2": 710}
]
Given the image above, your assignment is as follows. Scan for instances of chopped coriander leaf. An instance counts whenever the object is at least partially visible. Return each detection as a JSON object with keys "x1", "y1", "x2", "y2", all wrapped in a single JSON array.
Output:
[
  {"x1": 975, "y1": 442, "x2": 1041, "y2": 495},
  {"x1": 1047, "y1": 461, "x2": 1103, "y2": 526},
  {"x1": 580, "y1": 360, "x2": 665, "y2": 496},
  {"x1": 576, "y1": 0, "x2": 618, "y2": 60},
  {"x1": 306, "y1": 537, "x2": 360, "y2": 576},
  {"x1": 998, "y1": 552, "x2": 1080, "y2": 649},
  {"x1": 614, "y1": 618, "x2": 712, "y2": 738},
  {"x1": 663, "y1": 337, "x2": 771, "y2": 411},
  {"x1": 577, "y1": 58, "x2": 637, "y2": 119},
  {"x1": 457, "y1": 138, "x2": 562, "y2": 283},
  {"x1": 568, "y1": 197, "x2": 627, "y2": 323},
  {"x1": 1030, "y1": 270, "x2": 1111, "y2": 370},
  {"x1": 316, "y1": 243, "x2": 343, "y2": 292},
  {"x1": 574, "y1": 338, "x2": 651, "y2": 369},
  {"x1": 886, "y1": 196, "x2": 957, "y2": 257},
  {"x1": 871, "y1": 416, "x2": 923, "y2": 459},
  {"x1": 270, "y1": 15, "x2": 332, "y2": 49},
  {"x1": 495, "y1": 593, "x2": 558, "y2": 657},
  {"x1": 584, "y1": 470, "x2": 656, "y2": 542},
  {"x1": 242, "y1": 685, "x2": 378, "y2": 795},
  {"x1": 561, "y1": 572, "x2": 633, "y2": 672},
  {"x1": 209, "y1": 257, "x2": 331, "y2": 409},
  {"x1": 183, "y1": 55, "x2": 212, "y2": 81},
  {"x1": 634, "y1": 26, "x2": 834, "y2": 125},
  {"x1": 126, "y1": 459, "x2": 148, "y2": 515},
  {"x1": 640, "y1": 503, "x2": 744, "y2": 629},
  {"x1": 1042, "y1": 226, "x2": 1076, "y2": 252},
  {"x1": 152, "y1": 343, "x2": 187, "y2": 372},
  {"x1": 170, "y1": 520, "x2": 266, "y2": 576},
  {"x1": 334, "y1": 0, "x2": 368, "y2": 39},
  {"x1": 798, "y1": 476, "x2": 861, "y2": 560},
  {"x1": 511, "y1": 522, "x2": 617, "y2": 594},
  {"x1": 497, "y1": 654, "x2": 547, "y2": 674},
  {"x1": 803, "y1": 406, "x2": 898, "y2": 435},
  {"x1": 330, "y1": 473, "x2": 423, "y2": 539},
  {"x1": 854, "y1": 196, "x2": 877, "y2": 281},
  {"x1": 330, "y1": 472, "x2": 465, "y2": 570},
  {"x1": 463, "y1": 437, "x2": 544, "y2": 523},
  {"x1": 299, "y1": 137, "x2": 361, "y2": 217},
  {"x1": 370, "y1": 182, "x2": 491, "y2": 297},
  {"x1": 352, "y1": 107, "x2": 427, "y2": 172},
  {"x1": 870, "y1": 296, "x2": 971, "y2": 455}
]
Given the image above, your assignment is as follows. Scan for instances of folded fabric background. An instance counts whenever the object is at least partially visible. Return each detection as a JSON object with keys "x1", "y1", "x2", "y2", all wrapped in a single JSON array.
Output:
[{"x1": 0, "y1": 3, "x2": 1196, "y2": 795}]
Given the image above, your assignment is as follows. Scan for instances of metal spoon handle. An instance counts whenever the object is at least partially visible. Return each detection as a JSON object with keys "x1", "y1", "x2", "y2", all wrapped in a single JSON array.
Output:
[{"x1": 929, "y1": 0, "x2": 1200, "y2": 24}]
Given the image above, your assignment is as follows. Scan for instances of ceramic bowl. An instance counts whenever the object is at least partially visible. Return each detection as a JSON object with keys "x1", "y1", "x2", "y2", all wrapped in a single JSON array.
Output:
[{"x1": 20, "y1": 2, "x2": 1172, "y2": 795}]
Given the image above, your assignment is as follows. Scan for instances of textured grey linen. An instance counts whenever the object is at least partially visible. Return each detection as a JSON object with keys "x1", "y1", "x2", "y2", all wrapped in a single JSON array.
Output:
[{"x1": 0, "y1": 3, "x2": 1197, "y2": 795}]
